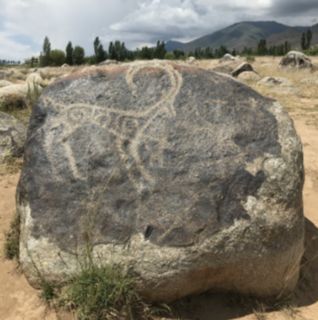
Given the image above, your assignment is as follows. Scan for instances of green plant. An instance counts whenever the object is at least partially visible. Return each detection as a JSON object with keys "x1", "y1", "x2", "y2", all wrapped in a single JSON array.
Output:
[
  {"x1": 4, "y1": 212, "x2": 20, "y2": 260},
  {"x1": 59, "y1": 264, "x2": 151, "y2": 320},
  {"x1": 40, "y1": 279, "x2": 57, "y2": 303},
  {"x1": 246, "y1": 55, "x2": 256, "y2": 63}
]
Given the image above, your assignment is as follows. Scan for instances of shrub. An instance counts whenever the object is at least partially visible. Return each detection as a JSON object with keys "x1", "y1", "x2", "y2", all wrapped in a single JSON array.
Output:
[
  {"x1": 4, "y1": 212, "x2": 20, "y2": 260},
  {"x1": 0, "y1": 94, "x2": 27, "y2": 112},
  {"x1": 245, "y1": 55, "x2": 256, "y2": 63},
  {"x1": 59, "y1": 264, "x2": 155, "y2": 320},
  {"x1": 50, "y1": 49, "x2": 66, "y2": 66}
]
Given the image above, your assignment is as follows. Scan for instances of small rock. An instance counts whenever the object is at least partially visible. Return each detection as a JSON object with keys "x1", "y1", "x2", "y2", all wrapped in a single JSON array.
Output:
[{"x1": 0, "y1": 112, "x2": 26, "y2": 162}]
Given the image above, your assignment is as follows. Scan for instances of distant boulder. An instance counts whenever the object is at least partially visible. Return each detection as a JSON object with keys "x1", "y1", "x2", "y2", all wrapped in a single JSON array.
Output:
[
  {"x1": 280, "y1": 51, "x2": 312, "y2": 69},
  {"x1": 61, "y1": 63, "x2": 70, "y2": 68},
  {"x1": 26, "y1": 72, "x2": 45, "y2": 87},
  {"x1": 0, "y1": 83, "x2": 42, "y2": 111},
  {"x1": 220, "y1": 53, "x2": 236, "y2": 62},
  {"x1": 258, "y1": 76, "x2": 292, "y2": 87},
  {"x1": 0, "y1": 112, "x2": 26, "y2": 162},
  {"x1": 99, "y1": 59, "x2": 118, "y2": 66},
  {"x1": 187, "y1": 56, "x2": 196, "y2": 64},
  {"x1": 213, "y1": 61, "x2": 254, "y2": 78},
  {"x1": 231, "y1": 62, "x2": 254, "y2": 77}
]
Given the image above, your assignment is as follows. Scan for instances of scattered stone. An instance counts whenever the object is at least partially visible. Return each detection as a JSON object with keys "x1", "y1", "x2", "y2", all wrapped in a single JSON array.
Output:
[
  {"x1": 258, "y1": 76, "x2": 292, "y2": 87},
  {"x1": 187, "y1": 56, "x2": 196, "y2": 64},
  {"x1": 26, "y1": 73, "x2": 45, "y2": 87},
  {"x1": 280, "y1": 51, "x2": 313, "y2": 69},
  {"x1": 300, "y1": 77, "x2": 318, "y2": 85},
  {"x1": 0, "y1": 83, "x2": 42, "y2": 111},
  {"x1": 238, "y1": 71, "x2": 261, "y2": 82},
  {"x1": 220, "y1": 53, "x2": 236, "y2": 62},
  {"x1": 18, "y1": 61, "x2": 304, "y2": 302},
  {"x1": 212, "y1": 60, "x2": 254, "y2": 78},
  {"x1": 231, "y1": 62, "x2": 254, "y2": 77},
  {"x1": 98, "y1": 59, "x2": 118, "y2": 66},
  {"x1": 0, "y1": 112, "x2": 26, "y2": 162}
]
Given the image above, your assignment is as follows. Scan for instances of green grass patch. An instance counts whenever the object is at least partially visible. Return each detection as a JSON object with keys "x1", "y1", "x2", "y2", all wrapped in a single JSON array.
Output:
[{"x1": 4, "y1": 212, "x2": 20, "y2": 260}]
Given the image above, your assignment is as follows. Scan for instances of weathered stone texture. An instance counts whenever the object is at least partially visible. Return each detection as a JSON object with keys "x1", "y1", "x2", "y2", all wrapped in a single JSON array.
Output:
[{"x1": 18, "y1": 61, "x2": 304, "y2": 301}]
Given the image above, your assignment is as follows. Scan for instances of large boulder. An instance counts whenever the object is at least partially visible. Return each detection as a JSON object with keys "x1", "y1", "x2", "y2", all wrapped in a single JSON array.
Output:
[
  {"x1": 280, "y1": 51, "x2": 313, "y2": 69},
  {"x1": 18, "y1": 61, "x2": 304, "y2": 302},
  {"x1": 0, "y1": 112, "x2": 26, "y2": 162}
]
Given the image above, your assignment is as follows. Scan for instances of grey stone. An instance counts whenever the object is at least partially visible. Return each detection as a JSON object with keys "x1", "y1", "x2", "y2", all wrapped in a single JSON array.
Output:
[
  {"x1": 18, "y1": 61, "x2": 304, "y2": 302},
  {"x1": 238, "y1": 71, "x2": 261, "y2": 82},
  {"x1": 220, "y1": 53, "x2": 236, "y2": 62},
  {"x1": 280, "y1": 51, "x2": 313, "y2": 69},
  {"x1": 98, "y1": 59, "x2": 119, "y2": 66},
  {"x1": 212, "y1": 60, "x2": 254, "y2": 78},
  {"x1": 0, "y1": 112, "x2": 26, "y2": 162}
]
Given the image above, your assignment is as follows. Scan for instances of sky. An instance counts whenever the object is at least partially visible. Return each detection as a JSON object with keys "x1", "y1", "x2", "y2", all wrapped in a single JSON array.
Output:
[{"x1": 0, "y1": 0, "x2": 318, "y2": 61}]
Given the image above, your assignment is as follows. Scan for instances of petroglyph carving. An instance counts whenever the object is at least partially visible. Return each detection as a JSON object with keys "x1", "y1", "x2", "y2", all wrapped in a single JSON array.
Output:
[{"x1": 43, "y1": 63, "x2": 183, "y2": 192}]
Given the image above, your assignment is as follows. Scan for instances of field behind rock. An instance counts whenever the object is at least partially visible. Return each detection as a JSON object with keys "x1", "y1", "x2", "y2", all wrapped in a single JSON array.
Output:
[{"x1": 0, "y1": 56, "x2": 318, "y2": 320}]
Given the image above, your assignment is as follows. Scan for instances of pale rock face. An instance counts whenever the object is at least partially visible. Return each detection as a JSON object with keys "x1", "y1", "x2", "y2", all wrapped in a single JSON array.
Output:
[
  {"x1": 18, "y1": 61, "x2": 304, "y2": 302},
  {"x1": 280, "y1": 51, "x2": 313, "y2": 69},
  {"x1": 238, "y1": 71, "x2": 261, "y2": 82},
  {"x1": 26, "y1": 72, "x2": 45, "y2": 87},
  {"x1": 220, "y1": 53, "x2": 236, "y2": 62},
  {"x1": 0, "y1": 112, "x2": 26, "y2": 162}
]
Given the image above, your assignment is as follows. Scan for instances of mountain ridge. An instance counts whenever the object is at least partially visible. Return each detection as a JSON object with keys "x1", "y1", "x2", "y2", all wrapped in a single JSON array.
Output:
[{"x1": 166, "y1": 21, "x2": 318, "y2": 52}]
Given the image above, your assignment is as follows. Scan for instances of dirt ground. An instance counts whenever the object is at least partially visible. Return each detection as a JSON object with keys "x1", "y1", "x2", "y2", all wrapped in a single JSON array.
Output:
[{"x1": 0, "y1": 57, "x2": 318, "y2": 319}]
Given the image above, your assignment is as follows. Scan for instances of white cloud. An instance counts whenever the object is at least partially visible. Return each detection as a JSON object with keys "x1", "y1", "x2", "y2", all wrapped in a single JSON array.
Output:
[{"x1": 0, "y1": 0, "x2": 317, "y2": 60}]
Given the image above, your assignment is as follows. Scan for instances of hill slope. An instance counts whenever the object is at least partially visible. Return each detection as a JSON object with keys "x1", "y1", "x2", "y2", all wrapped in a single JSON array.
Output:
[{"x1": 166, "y1": 21, "x2": 318, "y2": 52}]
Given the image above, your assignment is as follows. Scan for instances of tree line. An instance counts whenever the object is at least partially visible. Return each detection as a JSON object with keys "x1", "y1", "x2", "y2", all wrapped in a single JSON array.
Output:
[
  {"x1": 0, "y1": 60, "x2": 21, "y2": 65},
  {"x1": 27, "y1": 29, "x2": 317, "y2": 67}
]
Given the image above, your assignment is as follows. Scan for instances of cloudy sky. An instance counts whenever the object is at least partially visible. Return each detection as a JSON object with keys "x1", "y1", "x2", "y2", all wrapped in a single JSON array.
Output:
[{"x1": 1, "y1": 0, "x2": 318, "y2": 60}]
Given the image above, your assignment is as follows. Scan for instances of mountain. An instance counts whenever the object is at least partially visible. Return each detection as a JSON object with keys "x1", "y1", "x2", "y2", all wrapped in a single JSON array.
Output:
[{"x1": 166, "y1": 21, "x2": 318, "y2": 52}]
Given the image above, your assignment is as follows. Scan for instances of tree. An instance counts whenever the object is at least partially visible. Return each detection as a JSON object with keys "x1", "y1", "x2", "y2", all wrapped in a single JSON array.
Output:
[
  {"x1": 65, "y1": 41, "x2": 73, "y2": 65},
  {"x1": 306, "y1": 29, "x2": 313, "y2": 49},
  {"x1": 40, "y1": 36, "x2": 51, "y2": 67},
  {"x1": 50, "y1": 49, "x2": 66, "y2": 66},
  {"x1": 257, "y1": 39, "x2": 267, "y2": 55},
  {"x1": 94, "y1": 37, "x2": 106, "y2": 63},
  {"x1": 72, "y1": 46, "x2": 85, "y2": 65},
  {"x1": 301, "y1": 32, "x2": 306, "y2": 50},
  {"x1": 154, "y1": 41, "x2": 166, "y2": 59}
]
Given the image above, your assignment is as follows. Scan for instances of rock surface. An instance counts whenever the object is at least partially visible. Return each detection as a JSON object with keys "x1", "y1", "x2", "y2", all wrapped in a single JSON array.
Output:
[
  {"x1": 280, "y1": 51, "x2": 313, "y2": 69},
  {"x1": 212, "y1": 60, "x2": 254, "y2": 78},
  {"x1": 220, "y1": 53, "x2": 236, "y2": 62},
  {"x1": 18, "y1": 61, "x2": 304, "y2": 302},
  {"x1": 238, "y1": 71, "x2": 261, "y2": 82},
  {"x1": 0, "y1": 112, "x2": 26, "y2": 162},
  {"x1": 0, "y1": 80, "x2": 13, "y2": 88},
  {"x1": 258, "y1": 76, "x2": 292, "y2": 87}
]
